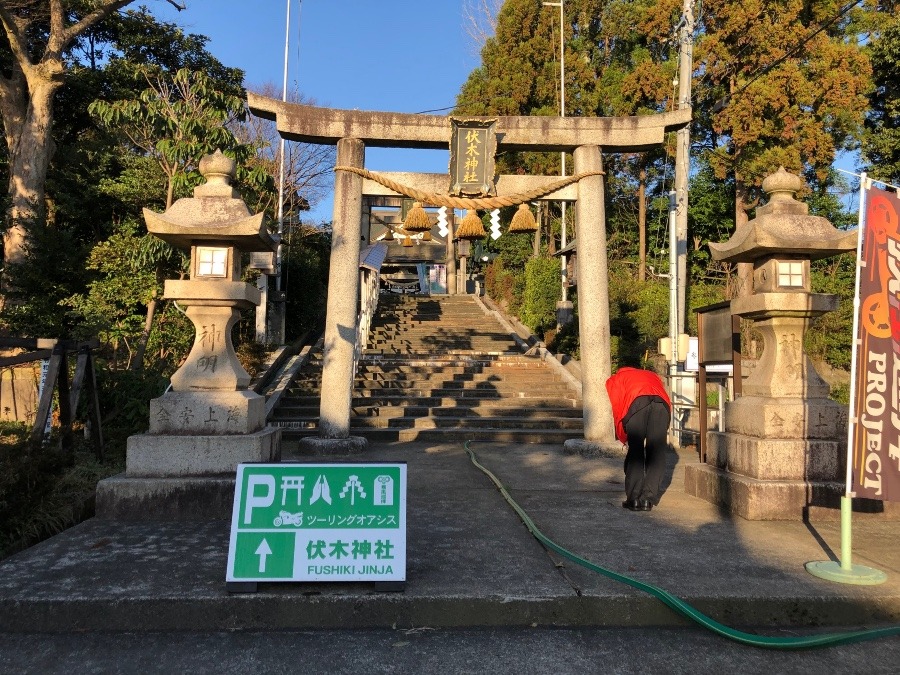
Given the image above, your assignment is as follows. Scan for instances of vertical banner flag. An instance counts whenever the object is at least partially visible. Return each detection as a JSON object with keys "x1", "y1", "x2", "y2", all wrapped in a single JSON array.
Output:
[{"x1": 853, "y1": 186, "x2": 900, "y2": 501}]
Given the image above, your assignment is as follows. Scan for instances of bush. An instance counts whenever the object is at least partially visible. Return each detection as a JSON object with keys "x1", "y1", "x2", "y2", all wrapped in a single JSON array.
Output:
[
  {"x1": 520, "y1": 256, "x2": 561, "y2": 336},
  {"x1": 485, "y1": 258, "x2": 524, "y2": 314}
]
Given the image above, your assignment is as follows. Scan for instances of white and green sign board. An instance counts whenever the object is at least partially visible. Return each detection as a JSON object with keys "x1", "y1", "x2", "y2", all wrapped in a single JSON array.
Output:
[{"x1": 227, "y1": 463, "x2": 406, "y2": 583}]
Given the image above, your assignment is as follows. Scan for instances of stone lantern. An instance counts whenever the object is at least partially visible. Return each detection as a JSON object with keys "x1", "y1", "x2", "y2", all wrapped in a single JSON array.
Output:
[
  {"x1": 684, "y1": 168, "x2": 857, "y2": 519},
  {"x1": 96, "y1": 151, "x2": 281, "y2": 519}
]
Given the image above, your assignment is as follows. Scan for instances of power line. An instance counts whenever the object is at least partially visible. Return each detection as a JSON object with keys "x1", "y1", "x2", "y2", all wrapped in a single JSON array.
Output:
[
  {"x1": 715, "y1": 0, "x2": 863, "y2": 107},
  {"x1": 414, "y1": 105, "x2": 456, "y2": 114}
]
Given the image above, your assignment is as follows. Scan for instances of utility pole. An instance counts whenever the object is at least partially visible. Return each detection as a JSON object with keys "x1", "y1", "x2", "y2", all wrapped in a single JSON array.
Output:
[
  {"x1": 273, "y1": 0, "x2": 300, "y2": 345},
  {"x1": 674, "y1": 0, "x2": 694, "y2": 335},
  {"x1": 544, "y1": 0, "x2": 572, "y2": 326}
]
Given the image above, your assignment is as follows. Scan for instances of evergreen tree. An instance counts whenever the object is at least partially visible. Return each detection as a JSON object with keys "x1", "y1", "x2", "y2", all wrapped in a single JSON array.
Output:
[{"x1": 862, "y1": 5, "x2": 900, "y2": 184}]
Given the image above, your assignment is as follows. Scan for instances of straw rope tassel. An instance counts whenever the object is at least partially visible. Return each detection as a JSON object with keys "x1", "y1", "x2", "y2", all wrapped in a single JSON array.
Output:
[
  {"x1": 403, "y1": 201, "x2": 431, "y2": 232},
  {"x1": 508, "y1": 203, "x2": 538, "y2": 233},
  {"x1": 456, "y1": 210, "x2": 486, "y2": 240}
]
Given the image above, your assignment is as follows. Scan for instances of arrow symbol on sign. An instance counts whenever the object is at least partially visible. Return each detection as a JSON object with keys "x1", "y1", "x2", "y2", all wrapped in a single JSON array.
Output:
[{"x1": 255, "y1": 539, "x2": 272, "y2": 573}]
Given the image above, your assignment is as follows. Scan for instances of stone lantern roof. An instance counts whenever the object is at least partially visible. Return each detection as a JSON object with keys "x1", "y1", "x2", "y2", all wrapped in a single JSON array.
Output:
[
  {"x1": 143, "y1": 150, "x2": 277, "y2": 252},
  {"x1": 708, "y1": 167, "x2": 856, "y2": 263}
]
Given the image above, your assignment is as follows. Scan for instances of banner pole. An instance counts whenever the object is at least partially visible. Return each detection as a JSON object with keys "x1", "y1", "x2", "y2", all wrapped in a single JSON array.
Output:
[{"x1": 806, "y1": 173, "x2": 886, "y2": 585}]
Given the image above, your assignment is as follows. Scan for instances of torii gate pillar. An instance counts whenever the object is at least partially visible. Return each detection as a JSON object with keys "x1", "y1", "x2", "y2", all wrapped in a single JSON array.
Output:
[
  {"x1": 564, "y1": 146, "x2": 617, "y2": 454},
  {"x1": 298, "y1": 137, "x2": 368, "y2": 455}
]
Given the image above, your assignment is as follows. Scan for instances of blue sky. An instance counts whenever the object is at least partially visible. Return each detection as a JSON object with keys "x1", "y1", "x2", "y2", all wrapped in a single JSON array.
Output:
[{"x1": 150, "y1": 0, "x2": 483, "y2": 222}]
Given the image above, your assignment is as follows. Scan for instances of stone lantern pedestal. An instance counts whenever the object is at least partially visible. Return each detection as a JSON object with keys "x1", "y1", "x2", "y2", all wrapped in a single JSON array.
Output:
[
  {"x1": 96, "y1": 151, "x2": 281, "y2": 520},
  {"x1": 684, "y1": 168, "x2": 856, "y2": 519}
]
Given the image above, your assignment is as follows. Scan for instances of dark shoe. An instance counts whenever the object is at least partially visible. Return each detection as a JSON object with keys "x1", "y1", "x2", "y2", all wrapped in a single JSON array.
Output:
[
  {"x1": 640, "y1": 499, "x2": 653, "y2": 512},
  {"x1": 622, "y1": 499, "x2": 643, "y2": 511}
]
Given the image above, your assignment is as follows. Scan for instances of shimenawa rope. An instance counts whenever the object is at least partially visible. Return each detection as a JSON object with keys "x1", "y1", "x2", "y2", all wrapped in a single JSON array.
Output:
[{"x1": 334, "y1": 166, "x2": 604, "y2": 210}]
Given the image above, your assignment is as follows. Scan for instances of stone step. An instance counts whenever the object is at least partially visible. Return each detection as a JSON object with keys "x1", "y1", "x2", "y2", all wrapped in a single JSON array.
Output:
[
  {"x1": 353, "y1": 375, "x2": 571, "y2": 388},
  {"x1": 278, "y1": 395, "x2": 582, "y2": 409},
  {"x1": 288, "y1": 374, "x2": 572, "y2": 389},
  {"x1": 275, "y1": 415, "x2": 583, "y2": 431},
  {"x1": 356, "y1": 364, "x2": 550, "y2": 375},
  {"x1": 282, "y1": 427, "x2": 585, "y2": 444},
  {"x1": 274, "y1": 404, "x2": 584, "y2": 421},
  {"x1": 363, "y1": 349, "x2": 522, "y2": 357},
  {"x1": 351, "y1": 387, "x2": 575, "y2": 399},
  {"x1": 267, "y1": 294, "x2": 583, "y2": 446},
  {"x1": 359, "y1": 355, "x2": 539, "y2": 365}
]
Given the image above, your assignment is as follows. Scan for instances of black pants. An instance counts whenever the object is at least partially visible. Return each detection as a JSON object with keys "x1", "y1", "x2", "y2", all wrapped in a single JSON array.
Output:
[{"x1": 623, "y1": 395, "x2": 670, "y2": 504}]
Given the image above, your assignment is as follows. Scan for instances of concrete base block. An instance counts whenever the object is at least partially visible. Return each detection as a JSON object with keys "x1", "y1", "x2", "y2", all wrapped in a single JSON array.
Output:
[
  {"x1": 723, "y1": 396, "x2": 848, "y2": 440},
  {"x1": 684, "y1": 462, "x2": 843, "y2": 520},
  {"x1": 126, "y1": 427, "x2": 281, "y2": 477},
  {"x1": 297, "y1": 435, "x2": 368, "y2": 455},
  {"x1": 563, "y1": 438, "x2": 626, "y2": 458},
  {"x1": 707, "y1": 430, "x2": 843, "y2": 481},
  {"x1": 95, "y1": 475, "x2": 237, "y2": 520},
  {"x1": 555, "y1": 300, "x2": 574, "y2": 328}
]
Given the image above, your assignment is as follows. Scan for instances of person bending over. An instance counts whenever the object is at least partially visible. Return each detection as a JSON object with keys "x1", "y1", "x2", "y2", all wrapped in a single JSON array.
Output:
[{"x1": 605, "y1": 367, "x2": 671, "y2": 512}]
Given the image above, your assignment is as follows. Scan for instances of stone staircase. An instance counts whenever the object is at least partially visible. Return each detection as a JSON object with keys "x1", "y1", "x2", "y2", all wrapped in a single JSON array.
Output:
[{"x1": 272, "y1": 294, "x2": 583, "y2": 446}]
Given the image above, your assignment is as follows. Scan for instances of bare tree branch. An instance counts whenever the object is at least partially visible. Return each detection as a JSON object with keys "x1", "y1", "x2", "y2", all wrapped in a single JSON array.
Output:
[{"x1": 462, "y1": 0, "x2": 502, "y2": 56}]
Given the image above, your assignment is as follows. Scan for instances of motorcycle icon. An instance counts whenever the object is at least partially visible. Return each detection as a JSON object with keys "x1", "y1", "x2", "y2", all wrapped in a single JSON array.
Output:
[{"x1": 273, "y1": 510, "x2": 303, "y2": 527}]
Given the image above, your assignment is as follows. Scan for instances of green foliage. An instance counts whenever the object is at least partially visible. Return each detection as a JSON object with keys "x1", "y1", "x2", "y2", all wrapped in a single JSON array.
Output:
[
  {"x1": 1, "y1": 222, "x2": 89, "y2": 338},
  {"x1": 806, "y1": 252, "x2": 856, "y2": 370},
  {"x1": 283, "y1": 226, "x2": 332, "y2": 341},
  {"x1": 688, "y1": 159, "x2": 735, "y2": 282},
  {"x1": 548, "y1": 310, "x2": 580, "y2": 358},
  {"x1": 64, "y1": 221, "x2": 189, "y2": 369},
  {"x1": 520, "y1": 256, "x2": 561, "y2": 335},
  {"x1": 93, "y1": 364, "x2": 170, "y2": 456},
  {"x1": 89, "y1": 66, "x2": 259, "y2": 207},
  {"x1": 698, "y1": 0, "x2": 872, "y2": 208},
  {"x1": 862, "y1": 11, "x2": 900, "y2": 185},
  {"x1": 607, "y1": 265, "x2": 668, "y2": 368},
  {"x1": 0, "y1": 426, "x2": 118, "y2": 560},
  {"x1": 485, "y1": 257, "x2": 526, "y2": 315},
  {"x1": 830, "y1": 382, "x2": 850, "y2": 405}
]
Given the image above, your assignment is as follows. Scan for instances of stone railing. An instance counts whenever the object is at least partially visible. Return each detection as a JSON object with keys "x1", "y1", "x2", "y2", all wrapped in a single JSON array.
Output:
[{"x1": 354, "y1": 243, "x2": 389, "y2": 376}]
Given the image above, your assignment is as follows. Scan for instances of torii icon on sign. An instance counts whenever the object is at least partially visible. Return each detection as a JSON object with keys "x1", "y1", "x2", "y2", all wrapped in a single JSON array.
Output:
[
  {"x1": 339, "y1": 475, "x2": 367, "y2": 506},
  {"x1": 281, "y1": 476, "x2": 304, "y2": 506}
]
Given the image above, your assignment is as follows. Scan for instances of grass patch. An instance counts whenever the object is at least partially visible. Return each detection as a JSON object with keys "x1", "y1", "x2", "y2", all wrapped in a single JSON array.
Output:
[{"x1": 0, "y1": 422, "x2": 122, "y2": 560}]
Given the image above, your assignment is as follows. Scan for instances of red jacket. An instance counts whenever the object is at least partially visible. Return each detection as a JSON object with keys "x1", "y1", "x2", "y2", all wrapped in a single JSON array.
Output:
[{"x1": 605, "y1": 367, "x2": 671, "y2": 444}]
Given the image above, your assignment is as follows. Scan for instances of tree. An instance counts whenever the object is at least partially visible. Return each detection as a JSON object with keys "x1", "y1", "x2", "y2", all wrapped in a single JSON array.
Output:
[
  {"x1": 90, "y1": 66, "x2": 249, "y2": 209},
  {"x1": 456, "y1": 1, "x2": 681, "y2": 273},
  {"x1": 88, "y1": 64, "x2": 254, "y2": 368},
  {"x1": 0, "y1": 0, "x2": 184, "y2": 284},
  {"x1": 695, "y1": 0, "x2": 871, "y2": 295},
  {"x1": 862, "y1": 7, "x2": 900, "y2": 184},
  {"x1": 462, "y1": 0, "x2": 504, "y2": 56},
  {"x1": 231, "y1": 84, "x2": 335, "y2": 223}
]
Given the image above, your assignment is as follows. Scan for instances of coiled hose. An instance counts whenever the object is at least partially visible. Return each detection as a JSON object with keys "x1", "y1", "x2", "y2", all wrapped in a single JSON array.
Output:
[{"x1": 464, "y1": 441, "x2": 900, "y2": 649}]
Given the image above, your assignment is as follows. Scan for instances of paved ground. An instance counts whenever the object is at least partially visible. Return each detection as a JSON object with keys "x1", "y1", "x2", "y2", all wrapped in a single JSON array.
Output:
[
  {"x1": 3, "y1": 626, "x2": 900, "y2": 674},
  {"x1": 0, "y1": 440, "x2": 899, "y2": 670}
]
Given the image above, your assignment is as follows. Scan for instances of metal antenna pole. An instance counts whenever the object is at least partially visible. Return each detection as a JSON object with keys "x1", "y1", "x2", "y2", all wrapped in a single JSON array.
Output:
[
  {"x1": 544, "y1": 1, "x2": 567, "y2": 307},
  {"x1": 274, "y1": 0, "x2": 298, "y2": 345}
]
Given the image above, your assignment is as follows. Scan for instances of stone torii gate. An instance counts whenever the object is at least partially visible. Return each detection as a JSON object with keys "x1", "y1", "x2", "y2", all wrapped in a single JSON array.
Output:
[{"x1": 249, "y1": 94, "x2": 689, "y2": 453}]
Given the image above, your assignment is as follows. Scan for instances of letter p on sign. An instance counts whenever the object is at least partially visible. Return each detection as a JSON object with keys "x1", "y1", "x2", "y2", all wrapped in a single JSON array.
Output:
[{"x1": 244, "y1": 475, "x2": 275, "y2": 524}]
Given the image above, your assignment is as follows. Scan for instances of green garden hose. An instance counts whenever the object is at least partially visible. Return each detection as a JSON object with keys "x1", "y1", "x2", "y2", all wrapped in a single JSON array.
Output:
[{"x1": 464, "y1": 441, "x2": 900, "y2": 650}]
